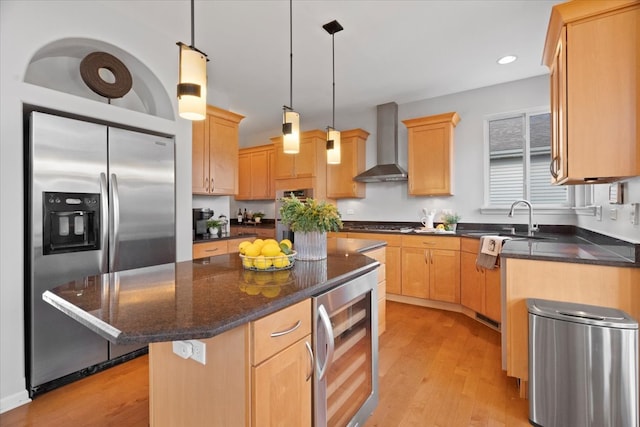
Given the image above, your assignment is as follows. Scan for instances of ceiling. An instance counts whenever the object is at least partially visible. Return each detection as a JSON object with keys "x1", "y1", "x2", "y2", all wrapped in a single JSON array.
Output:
[{"x1": 115, "y1": 0, "x2": 562, "y2": 140}]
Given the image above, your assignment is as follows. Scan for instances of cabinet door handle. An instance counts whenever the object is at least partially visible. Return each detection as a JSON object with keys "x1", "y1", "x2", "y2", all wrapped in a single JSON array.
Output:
[
  {"x1": 305, "y1": 341, "x2": 314, "y2": 382},
  {"x1": 424, "y1": 250, "x2": 429, "y2": 264},
  {"x1": 430, "y1": 250, "x2": 434, "y2": 264},
  {"x1": 550, "y1": 156, "x2": 559, "y2": 179},
  {"x1": 210, "y1": 178, "x2": 214, "y2": 191},
  {"x1": 270, "y1": 319, "x2": 301, "y2": 338}
]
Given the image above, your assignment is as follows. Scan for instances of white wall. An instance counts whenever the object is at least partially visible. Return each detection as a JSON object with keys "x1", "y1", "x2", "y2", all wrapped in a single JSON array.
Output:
[{"x1": 0, "y1": 0, "x2": 197, "y2": 412}]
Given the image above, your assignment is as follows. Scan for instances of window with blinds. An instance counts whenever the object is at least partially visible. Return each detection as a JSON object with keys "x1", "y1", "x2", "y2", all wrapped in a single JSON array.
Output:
[{"x1": 486, "y1": 110, "x2": 568, "y2": 206}]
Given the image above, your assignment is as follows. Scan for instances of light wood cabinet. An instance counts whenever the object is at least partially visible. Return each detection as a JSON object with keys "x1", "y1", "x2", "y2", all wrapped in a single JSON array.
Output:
[
  {"x1": 149, "y1": 299, "x2": 312, "y2": 427},
  {"x1": 400, "y1": 235, "x2": 460, "y2": 303},
  {"x1": 250, "y1": 299, "x2": 312, "y2": 427},
  {"x1": 192, "y1": 105, "x2": 244, "y2": 195},
  {"x1": 236, "y1": 144, "x2": 275, "y2": 200},
  {"x1": 359, "y1": 246, "x2": 387, "y2": 335},
  {"x1": 403, "y1": 112, "x2": 460, "y2": 196},
  {"x1": 193, "y1": 240, "x2": 228, "y2": 259},
  {"x1": 460, "y1": 238, "x2": 501, "y2": 323},
  {"x1": 327, "y1": 129, "x2": 368, "y2": 199},
  {"x1": 271, "y1": 130, "x2": 331, "y2": 201},
  {"x1": 543, "y1": 1, "x2": 640, "y2": 183}
]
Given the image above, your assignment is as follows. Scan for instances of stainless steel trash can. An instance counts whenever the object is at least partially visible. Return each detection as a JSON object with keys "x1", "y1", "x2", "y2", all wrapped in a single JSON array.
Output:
[{"x1": 528, "y1": 298, "x2": 638, "y2": 427}]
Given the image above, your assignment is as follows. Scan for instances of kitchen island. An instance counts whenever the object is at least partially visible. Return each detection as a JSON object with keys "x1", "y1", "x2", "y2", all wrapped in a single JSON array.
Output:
[{"x1": 43, "y1": 237, "x2": 383, "y2": 427}]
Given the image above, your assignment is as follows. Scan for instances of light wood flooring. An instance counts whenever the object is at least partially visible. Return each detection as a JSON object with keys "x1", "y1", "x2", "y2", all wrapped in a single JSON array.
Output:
[{"x1": 1, "y1": 301, "x2": 529, "y2": 426}]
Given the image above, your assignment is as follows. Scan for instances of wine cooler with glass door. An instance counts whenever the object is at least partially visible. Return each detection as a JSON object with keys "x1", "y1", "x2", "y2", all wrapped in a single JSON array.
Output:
[{"x1": 313, "y1": 269, "x2": 379, "y2": 426}]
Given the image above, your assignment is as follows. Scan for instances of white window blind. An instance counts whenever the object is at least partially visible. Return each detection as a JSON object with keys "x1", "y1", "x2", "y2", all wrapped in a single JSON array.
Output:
[{"x1": 486, "y1": 110, "x2": 568, "y2": 207}]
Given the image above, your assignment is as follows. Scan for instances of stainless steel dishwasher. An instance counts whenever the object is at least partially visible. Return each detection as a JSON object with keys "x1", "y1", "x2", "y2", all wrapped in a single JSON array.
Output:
[{"x1": 528, "y1": 298, "x2": 638, "y2": 427}]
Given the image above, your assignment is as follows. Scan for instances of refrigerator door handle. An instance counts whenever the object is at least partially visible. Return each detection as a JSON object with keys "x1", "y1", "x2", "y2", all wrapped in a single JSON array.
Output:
[
  {"x1": 109, "y1": 173, "x2": 120, "y2": 271},
  {"x1": 99, "y1": 173, "x2": 109, "y2": 273}
]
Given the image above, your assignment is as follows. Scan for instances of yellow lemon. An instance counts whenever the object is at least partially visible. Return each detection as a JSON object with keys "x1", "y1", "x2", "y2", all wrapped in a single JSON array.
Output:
[
  {"x1": 242, "y1": 257, "x2": 254, "y2": 269},
  {"x1": 253, "y1": 255, "x2": 272, "y2": 270},
  {"x1": 238, "y1": 241, "x2": 252, "y2": 254},
  {"x1": 436, "y1": 224, "x2": 445, "y2": 230},
  {"x1": 263, "y1": 239, "x2": 279, "y2": 247},
  {"x1": 252, "y1": 238, "x2": 265, "y2": 249},
  {"x1": 279, "y1": 239, "x2": 292, "y2": 249},
  {"x1": 261, "y1": 243, "x2": 281, "y2": 257},
  {"x1": 272, "y1": 254, "x2": 290, "y2": 269},
  {"x1": 244, "y1": 243, "x2": 261, "y2": 257}
]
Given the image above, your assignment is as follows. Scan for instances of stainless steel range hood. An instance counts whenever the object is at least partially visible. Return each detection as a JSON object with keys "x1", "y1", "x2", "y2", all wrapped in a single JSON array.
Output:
[{"x1": 354, "y1": 102, "x2": 408, "y2": 182}]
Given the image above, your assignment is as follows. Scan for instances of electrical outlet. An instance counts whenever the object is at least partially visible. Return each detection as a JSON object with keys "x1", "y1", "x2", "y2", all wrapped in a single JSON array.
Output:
[
  {"x1": 172, "y1": 341, "x2": 193, "y2": 359},
  {"x1": 595, "y1": 206, "x2": 602, "y2": 221},
  {"x1": 346, "y1": 209, "x2": 355, "y2": 215},
  {"x1": 188, "y1": 340, "x2": 206, "y2": 365},
  {"x1": 609, "y1": 208, "x2": 617, "y2": 221},
  {"x1": 632, "y1": 203, "x2": 639, "y2": 225}
]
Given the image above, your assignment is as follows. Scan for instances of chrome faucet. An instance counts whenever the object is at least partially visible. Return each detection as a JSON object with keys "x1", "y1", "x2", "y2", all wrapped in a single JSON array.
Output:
[{"x1": 508, "y1": 199, "x2": 539, "y2": 236}]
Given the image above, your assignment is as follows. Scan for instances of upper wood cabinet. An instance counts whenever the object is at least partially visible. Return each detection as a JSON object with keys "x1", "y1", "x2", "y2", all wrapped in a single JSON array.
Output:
[
  {"x1": 271, "y1": 130, "x2": 331, "y2": 201},
  {"x1": 271, "y1": 130, "x2": 326, "y2": 180},
  {"x1": 543, "y1": 0, "x2": 640, "y2": 184},
  {"x1": 236, "y1": 144, "x2": 275, "y2": 200},
  {"x1": 403, "y1": 112, "x2": 460, "y2": 196},
  {"x1": 192, "y1": 105, "x2": 244, "y2": 195},
  {"x1": 327, "y1": 128, "x2": 369, "y2": 199}
]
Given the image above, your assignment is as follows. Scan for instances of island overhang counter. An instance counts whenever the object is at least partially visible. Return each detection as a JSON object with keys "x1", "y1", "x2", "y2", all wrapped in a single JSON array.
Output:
[{"x1": 42, "y1": 237, "x2": 384, "y2": 345}]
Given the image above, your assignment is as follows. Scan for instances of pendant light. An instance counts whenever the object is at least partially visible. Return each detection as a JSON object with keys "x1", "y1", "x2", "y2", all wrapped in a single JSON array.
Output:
[
  {"x1": 282, "y1": 0, "x2": 300, "y2": 154},
  {"x1": 176, "y1": 0, "x2": 208, "y2": 121},
  {"x1": 323, "y1": 20, "x2": 343, "y2": 165}
]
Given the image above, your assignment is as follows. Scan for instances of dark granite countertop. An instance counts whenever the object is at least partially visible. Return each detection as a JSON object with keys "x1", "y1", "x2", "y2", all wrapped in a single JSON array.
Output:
[
  {"x1": 339, "y1": 222, "x2": 639, "y2": 268},
  {"x1": 42, "y1": 238, "x2": 384, "y2": 345}
]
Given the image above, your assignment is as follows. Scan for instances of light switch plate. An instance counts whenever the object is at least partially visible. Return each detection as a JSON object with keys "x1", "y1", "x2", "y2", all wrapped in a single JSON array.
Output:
[{"x1": 609, "y1": 209, "x2": 617, "y2": 220}]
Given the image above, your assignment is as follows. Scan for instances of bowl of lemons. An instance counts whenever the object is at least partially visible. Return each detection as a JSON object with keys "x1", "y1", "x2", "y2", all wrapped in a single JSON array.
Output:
[{"x1": 238, "y1": 238, "x2": 296, "y2": 271}]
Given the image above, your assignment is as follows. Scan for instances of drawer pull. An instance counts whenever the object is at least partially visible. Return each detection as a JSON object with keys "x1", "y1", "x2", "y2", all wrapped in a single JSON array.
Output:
[
  {"x1": 205, "y1": 248, "x2": 219, "y2": 253},
  {"x1": 270, "y1": 320, "x2": 302, "y2": 338},
  {"x1": 422, "y1": 242, "x2": 436, "y2": 245}
]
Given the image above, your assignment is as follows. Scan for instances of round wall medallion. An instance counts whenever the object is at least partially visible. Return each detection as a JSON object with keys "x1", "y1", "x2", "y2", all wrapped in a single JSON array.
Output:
[{"x1": 80, "y1": 51, "x2": 132, "y2": 99}]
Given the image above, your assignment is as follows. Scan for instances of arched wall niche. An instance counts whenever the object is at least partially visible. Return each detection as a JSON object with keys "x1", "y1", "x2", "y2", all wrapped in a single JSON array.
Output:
[{"x1": 25, "y1": 38, "x2": 174, "y2": 121}]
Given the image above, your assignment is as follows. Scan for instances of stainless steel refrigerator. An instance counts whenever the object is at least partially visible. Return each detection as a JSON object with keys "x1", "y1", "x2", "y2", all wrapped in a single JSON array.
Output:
[{"x1": 26, "y1": 111, "x2": 175, "y2": 396}]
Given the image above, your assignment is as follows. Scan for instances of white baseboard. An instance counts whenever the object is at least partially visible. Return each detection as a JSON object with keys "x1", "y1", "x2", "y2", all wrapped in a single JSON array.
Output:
[{"x1": 0, "y1": 390, "x2": 31, "y2": 414}]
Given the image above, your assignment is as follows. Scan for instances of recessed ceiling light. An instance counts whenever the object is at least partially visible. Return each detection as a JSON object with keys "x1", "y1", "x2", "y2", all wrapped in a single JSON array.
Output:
[{"x1": 497, "y1": 55, "x2": 518, "y2": 65}]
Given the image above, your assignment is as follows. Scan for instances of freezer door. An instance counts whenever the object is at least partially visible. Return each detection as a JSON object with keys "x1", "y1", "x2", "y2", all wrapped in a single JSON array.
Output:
[
  {"x1": 107, "y1": 127, "x2": 175, "y2": 272},
  {"x1": 28, "y1": 112, "x2": 109, "y2": 392}
]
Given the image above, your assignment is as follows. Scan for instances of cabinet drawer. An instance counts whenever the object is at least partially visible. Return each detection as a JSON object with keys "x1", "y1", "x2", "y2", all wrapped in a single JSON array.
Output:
[
  {"x1": 363, "y1": 247, "x2": 385, "y2": 264},
  {"x1": 193, "y1": 240, "x2": 228, "y2": 259},
  {"x1": 251, "y1": 299, "x2": 311, "y2": 365},
  {"x1": 460, "y1": 237, "x2": 480, "y2": 254},
  {"x1": 402, "y1": 235, "x2": 460, "y2": 250}
]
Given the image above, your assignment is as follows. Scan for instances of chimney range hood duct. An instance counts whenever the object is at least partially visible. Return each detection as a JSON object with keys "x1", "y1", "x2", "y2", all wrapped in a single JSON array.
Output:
[{"x1": 354, "y1": 102, "x2": 408, "y2": 182}]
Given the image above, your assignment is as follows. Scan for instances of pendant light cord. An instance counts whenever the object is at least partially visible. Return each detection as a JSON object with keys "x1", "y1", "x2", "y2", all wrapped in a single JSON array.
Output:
[
  {"x1": 289, "y1": 0, "x2": 293, "y2": 109},
  {"x1": 331, "y1": 33, "x2": 335, "y2": 128},
  {"x1": 190, "y1": 0, "x2": 195, "y2": 47}
]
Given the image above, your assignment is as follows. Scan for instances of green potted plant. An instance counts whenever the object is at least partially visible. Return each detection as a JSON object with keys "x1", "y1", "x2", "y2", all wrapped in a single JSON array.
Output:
[
  {"x1": 206, "y1": 219, "x2": 222, "y2": 237},
  {"x1": 442, "y1": 211, "x2": 461, "y2": 232},
  {"x1": 279, "y1": 194, "x2": 343, "y2": 260},
  {"x1": 252, "y1": 211, "x2": 265, "y2": 223}
]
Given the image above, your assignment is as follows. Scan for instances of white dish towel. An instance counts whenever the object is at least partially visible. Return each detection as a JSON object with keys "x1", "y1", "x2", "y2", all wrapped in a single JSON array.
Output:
[{"x1": 476, "y1": 236, "x2": 511, "y2": 270}]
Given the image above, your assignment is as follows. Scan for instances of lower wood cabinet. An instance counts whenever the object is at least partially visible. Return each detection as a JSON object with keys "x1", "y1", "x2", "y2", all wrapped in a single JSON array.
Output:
[
  {"x1": 400, "y1": 235, "x2": 461, "y2": 303},
  {"x1": 193, "y1": 240, "x2": 228, "y2": 259},
  {"x1": 250, "y1": 300, "x2": 312, "y2": 427},
  {"x1": 149, "y1": 299, "x2": 312, "y2": 427},
  {"x1": 230, "y1": 225, "x2": 276, "y2": 240},
  {"x1": 460, "y1": 238, "x2": 501, "y2": 323}
]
